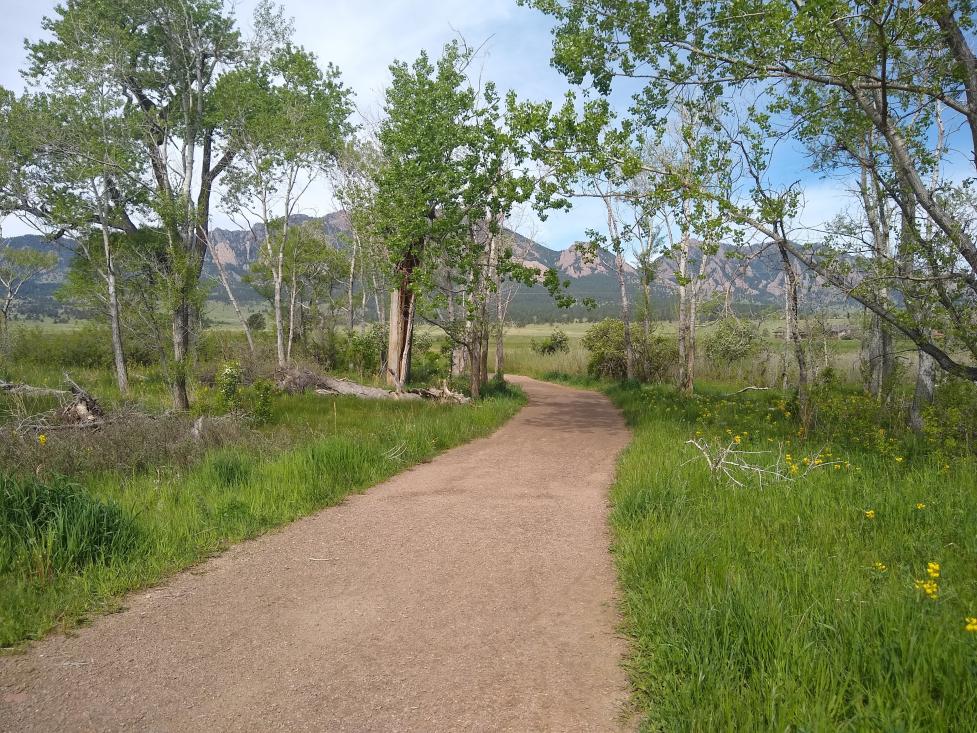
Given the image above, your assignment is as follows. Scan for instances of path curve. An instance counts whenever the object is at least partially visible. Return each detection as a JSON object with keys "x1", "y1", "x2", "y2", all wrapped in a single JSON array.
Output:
[{"x1": 1, "y1": 377, "x2": 632, "y2": 732}]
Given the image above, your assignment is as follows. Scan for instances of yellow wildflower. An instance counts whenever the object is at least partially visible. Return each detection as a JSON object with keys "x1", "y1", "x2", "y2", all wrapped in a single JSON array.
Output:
[
  {"x1": 733, "y1": 435, "x2": 742, "y2": 445},
  {"x1": 915, "y1": 579, "x2": 939, "y2": 600},
  {"x1": 965, "y1": 617, "x2": 977, "y2": 633},
  {"x1": 915, "y1": 503, "x2": 926, "y2": 510},
  {"x1": 895, "y1": 456, "x2": 904, "y2": 463},
  {"x1": 873, "y1": 562, "x2": 887, "y2": 572},
  {"x1": 38, "y1": 434, "x2": 47, "y2": 447},
  {"x1": 864, "y1": 509, "x2": 876, "y2": 519},
  {"x1": 927, "y1": 562, "x2": 940, "y2": 579}
]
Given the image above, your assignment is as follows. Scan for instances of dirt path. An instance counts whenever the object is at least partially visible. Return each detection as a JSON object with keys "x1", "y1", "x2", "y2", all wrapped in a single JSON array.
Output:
[{"x1": 0, "y1": 377, "x2": 633, "y2": 732}]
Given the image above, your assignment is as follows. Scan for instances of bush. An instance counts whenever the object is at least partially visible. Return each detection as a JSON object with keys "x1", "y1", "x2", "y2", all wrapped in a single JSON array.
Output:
[
  {"x1": 922, "y1": 378, "x2": 977, "y2": 458},
  {"x1": 582, "y1": 319, "x2": 675, "y2": 382},
  {"x1": 0, "y1": 476, "x2": 140, "y2": 578},
  {"x1": 530, "y1": 328, "x2": 570, "y2": 355},
  {"x1": 216, "y1": 361, "x2": 244, "y2": 408},
  {"x1": 704, "y1": 316, "x2": 762, "y2": 363},
  {"x1": 246, "y1": 312, "x2": 266, "y2": 332}
]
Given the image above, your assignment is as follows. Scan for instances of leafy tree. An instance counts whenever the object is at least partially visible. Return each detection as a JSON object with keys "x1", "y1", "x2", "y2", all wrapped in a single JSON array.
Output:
[
  {"x1": 218, "y1": 1, "x2": 353, "y2": 368},
  {"x1": 16, "y1": 0, "x2": 242, "y2": 409},
  {"x1": 372, "y1": 42, "x2": 536, "y2": 395},
  {"x1": 523, "y1": 0, "x2": 977, "y2": 397}
]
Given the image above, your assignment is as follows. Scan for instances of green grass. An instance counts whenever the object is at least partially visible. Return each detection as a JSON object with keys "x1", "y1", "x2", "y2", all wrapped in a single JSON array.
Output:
[
  {"x1": 0, "y1": 387, "x2": 524, "y2": 647},
  {"x1": 603, "y1": 382, "x2": 977, "y2": 730}
]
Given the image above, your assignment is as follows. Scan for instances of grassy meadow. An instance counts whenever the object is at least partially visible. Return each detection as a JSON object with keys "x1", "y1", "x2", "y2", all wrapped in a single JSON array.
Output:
[{"x1": 0, "y1": 325, "x2": 524, "y2": 648}]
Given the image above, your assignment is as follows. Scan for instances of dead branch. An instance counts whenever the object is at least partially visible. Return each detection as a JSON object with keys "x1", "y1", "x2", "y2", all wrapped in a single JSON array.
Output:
[
  {"x1": 0, "y1": 381, "x2": 70, "y2": 398},
  {"x1": 722, "y1": 386, "x2": 771, "y2": 397},
  {"x1": 685, "y1": 437, "x2": 841, "y2": 488}
]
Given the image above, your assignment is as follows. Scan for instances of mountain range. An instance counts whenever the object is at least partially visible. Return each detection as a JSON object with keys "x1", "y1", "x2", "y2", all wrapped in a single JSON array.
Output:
[{"x1": 5, "y1": 211, "x2": 844, "y2": 323}]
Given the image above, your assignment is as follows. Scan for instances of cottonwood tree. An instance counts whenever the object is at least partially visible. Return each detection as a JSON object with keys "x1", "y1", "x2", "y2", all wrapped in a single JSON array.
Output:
[
  {"x1": 18, "y1": 0, "x2": 242, "y2": 409},
  {"x1": 524, "y1": 0, "x2": 977, "y2": 405},
  {"x1": 372, "y1": 42, "x2": 536, "y2": 392},
  {"x1": 219, "y1": 3, "x2": 353, "y2": 368}
]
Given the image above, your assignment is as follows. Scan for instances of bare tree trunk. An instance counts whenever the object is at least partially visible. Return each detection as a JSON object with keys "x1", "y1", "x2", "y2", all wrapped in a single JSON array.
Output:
[
  {"x1": 273, "y1": 275, "x2": 286, "y2": 367},
  {"x1": 212, "y1": 246, "x2": 254, "y2": 355},
  {"x1": 778, "y1": 242, "x2": 809, "y2": 425},
  {"x1": 386, "y1": 283, "x2": 415, "y2": 389},
  {"x1": 286, "y1": 268, "x2": 298, "y2": 364},
  {"x1": 495, "y1": 270, "x2": 505, "y2": 379},
  {"x1": 677, "y1": 236, "x2": 693, "y2": 395},
  {"x1": 371, "y1": 272, "x2": 386, "y2": 327},
  {"x1": 347, "y1": 231, "x2": 358, "y2": 332},
  {"x1": 100, "y1": 225, "x2": 129, "y2": 395},
  {"x1": 171, "y1": 304, "x2": 191, "y2": 410},
  {"x1": 910, "y1": 350, "x2": 937, "y2": 432},
  {"x1": 468, "y1": 336, "x2": 483, "y2": 399}
]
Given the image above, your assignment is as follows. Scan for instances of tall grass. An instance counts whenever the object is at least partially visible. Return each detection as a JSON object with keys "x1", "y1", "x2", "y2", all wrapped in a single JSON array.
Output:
[
  {"x1": 0, "y1": 388, "x2": 524, "y2": 647},
  {"x1": 605, "y1": 382, "x2": 977, "y2": 730}
]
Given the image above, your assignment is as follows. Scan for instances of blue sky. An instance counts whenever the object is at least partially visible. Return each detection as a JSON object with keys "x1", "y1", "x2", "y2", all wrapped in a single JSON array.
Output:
[{"x1": 0, "y1": 0, "x2": 852, "y2": 247}]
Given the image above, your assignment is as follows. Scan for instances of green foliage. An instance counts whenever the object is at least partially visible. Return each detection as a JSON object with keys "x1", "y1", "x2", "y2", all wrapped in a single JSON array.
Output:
[
  {"x1": 245, "y1": 379, "x2": 274, "y2": 425},
  {"x1": 0, "y1": 476, "x2": 139, "y2": 577},
  {"x1": 530, "y1": 328, "x2": 570, "y2": 355},
  {"x1": 246, "y1": 312, "x2": 266, "y2": 332},
  {"x1": 703, "y1": 316, "x2": 762, "y2": 363},
  {"x1": 605, "y1": 381, "x2": 977, "y2": 730},
  {"x1": 581, "y1": 318, "x2": 674, "y2": 381},
  {"x1": 216, "y1": 361, "x2": 244, "y2": 408},
  {"x1": 922, "y1": 379, "x2": 977, "y2": 460}
]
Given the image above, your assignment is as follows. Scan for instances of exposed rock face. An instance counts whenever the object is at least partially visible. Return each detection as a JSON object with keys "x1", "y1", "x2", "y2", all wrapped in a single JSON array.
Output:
[{"x1": 8, "y1": 214, "x2": 847, "y2": 307}]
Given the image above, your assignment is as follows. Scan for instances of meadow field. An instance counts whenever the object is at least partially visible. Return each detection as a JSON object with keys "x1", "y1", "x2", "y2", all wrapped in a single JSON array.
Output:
[
  {"x1": 0, "y1": 326, "x2": 524, "y2": 647},
  {"x1": 3, "y1": 317, "x2": 976, "y2": 729}
]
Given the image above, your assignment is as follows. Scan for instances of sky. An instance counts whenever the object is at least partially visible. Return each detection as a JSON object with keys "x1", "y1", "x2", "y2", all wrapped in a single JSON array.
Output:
[{"x1": 0, "y1": 0, "x2": 852, "y2": 247}]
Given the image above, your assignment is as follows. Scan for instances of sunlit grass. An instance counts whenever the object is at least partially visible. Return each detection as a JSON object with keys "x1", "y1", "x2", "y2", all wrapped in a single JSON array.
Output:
[
  {"x1": 605, "y1": 382, "x2": 977, "y2": 730},
  {"x1": 0, "y1": 387, "x2": 524, "y2": 647}
]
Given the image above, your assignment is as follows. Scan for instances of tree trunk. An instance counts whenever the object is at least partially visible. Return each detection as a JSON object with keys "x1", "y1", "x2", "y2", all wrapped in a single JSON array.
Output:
[
  {"x1": 102, "y1": 235, "x2": 129, "y2": 395},
  {"x1": 212, "y1": 245, "x2": 254, "y2": 355},
  {"x1": 273, "y1": 275, "x2": 286, "y2": 367},
  {"x1": 468, "y1": 338, "x2": 482, "y2": 399},
  {"x1": 910, "y1": 349, "x2": 937, "y2": 432},
  {"x1": 495, "y1": 281, "x2": 505, "y2": 379},
  {"x1": 616, "y1": 252, "x2": 634, "y2": 381},
  {"x1": 778, "y1": 242, "x2": 809, "y2": 425},
  {"x1": 286, "y1": 268, "x2": 298, "y2": 364},
  {"x1": 867, "y1": 314, "x2": 893, "y2": 398},
  {"x1": 386, "y1": 283, "x2": 415, "y2": 389},
  {"x1": 171, "y1": 304, "x2": 191, "y2": 410},
  {"x1": 677, "y1": 237, "x2": 693, "y2": 395},
  {"x1": 347, "y1": 231, "x2": 358, "y2": 332}
]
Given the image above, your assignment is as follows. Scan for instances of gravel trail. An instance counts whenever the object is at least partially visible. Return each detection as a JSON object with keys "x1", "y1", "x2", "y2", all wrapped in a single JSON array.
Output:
[{"x1": 0, "y1": 376, "x2": 633, "y2": 732}]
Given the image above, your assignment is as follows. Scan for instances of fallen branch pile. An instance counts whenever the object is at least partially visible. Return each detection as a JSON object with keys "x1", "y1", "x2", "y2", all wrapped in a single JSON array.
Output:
[{"x1": 2, "y1": 373, "x2": 105, "y2": 432}]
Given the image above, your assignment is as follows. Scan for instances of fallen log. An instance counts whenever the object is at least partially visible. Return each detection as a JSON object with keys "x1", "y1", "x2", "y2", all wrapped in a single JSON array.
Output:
[
  {"x1": 278, "y1": 367, "x2": 469, "y2": 404},
  {"x1": 314, "y1": 375, "x2": 422, "y2": 401},
  {"x1": 0, "y1": 381, "x2": 70, "y2": 398}
]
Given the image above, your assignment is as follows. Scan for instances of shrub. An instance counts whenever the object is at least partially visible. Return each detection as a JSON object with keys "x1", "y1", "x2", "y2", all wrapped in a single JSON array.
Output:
[
  {"x1": 0, "y1": 476, "x2": 140, "y2": 578},
  {"x1": 582, "y1": 319, "x2": 675, "y2": 382},
  {"x1": 246, "y1": 312, "x2": 266, "y2": 332},
  {"x1": 216, "y1": 361, "x2": 244, "y2": 408},
  {"x1": 922, "y1": 377, "x2": 977, "y2": 458},
  {"x1": 704, "y1": 316, "x2": 762, "y2": 363},
  {"x1": 530, "y1": 328, "x2": 570, "y2": 355},
  {"x1": 246, "y1": 379, "x2": 275, "y2": 425}
]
